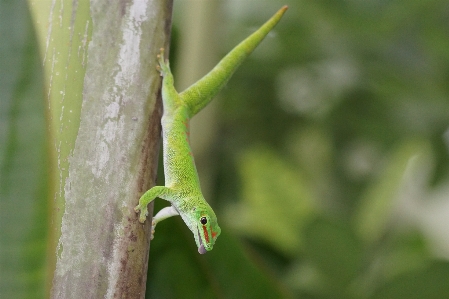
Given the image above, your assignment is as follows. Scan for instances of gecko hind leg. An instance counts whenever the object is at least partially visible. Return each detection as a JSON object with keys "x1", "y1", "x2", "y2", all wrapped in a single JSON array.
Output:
[{"x1": 151, "y1": 205, "x2": 179, "y2": 240}]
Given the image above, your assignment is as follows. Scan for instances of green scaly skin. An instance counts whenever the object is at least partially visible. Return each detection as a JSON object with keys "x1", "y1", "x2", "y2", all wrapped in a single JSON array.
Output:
[{"x1": 135, "y1": 6, "x2": 288, "y2": 254}]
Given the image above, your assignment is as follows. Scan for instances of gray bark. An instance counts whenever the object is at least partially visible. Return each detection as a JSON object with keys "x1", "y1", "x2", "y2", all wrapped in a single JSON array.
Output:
[{"x1": 51, "y1": 1, "x2": 173, "y2": 298}]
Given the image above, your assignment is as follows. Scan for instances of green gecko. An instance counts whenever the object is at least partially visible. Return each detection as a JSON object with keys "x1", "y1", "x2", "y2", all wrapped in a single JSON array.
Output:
[{"x1": 135, "y1": 5, "x2": 288, "y2": 254}]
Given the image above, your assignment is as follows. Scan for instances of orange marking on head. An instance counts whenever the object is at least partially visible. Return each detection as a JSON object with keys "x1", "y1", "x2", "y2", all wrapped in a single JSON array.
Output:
[
  {"x1": 212, "y1": 230, "x2": 217, "y2": 239},
  {"x1": 202, "y1": 226, "x2": 210, "y2": 243}
]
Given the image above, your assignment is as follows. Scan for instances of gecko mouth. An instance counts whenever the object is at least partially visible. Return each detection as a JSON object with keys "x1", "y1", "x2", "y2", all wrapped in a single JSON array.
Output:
[{"x1": 197, "y1": 227, "x2": 206, "y2": 254}]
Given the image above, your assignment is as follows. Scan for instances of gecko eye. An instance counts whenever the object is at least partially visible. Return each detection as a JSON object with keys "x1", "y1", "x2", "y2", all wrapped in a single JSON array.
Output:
[{"x1": 200, "y1": 217, "x2": 207, "y2": 225}]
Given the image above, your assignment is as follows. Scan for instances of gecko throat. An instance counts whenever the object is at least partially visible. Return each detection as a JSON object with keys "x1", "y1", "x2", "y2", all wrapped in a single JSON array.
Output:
[{"x1": 198, "y1": 227, "x2": 206, "y2": 254}]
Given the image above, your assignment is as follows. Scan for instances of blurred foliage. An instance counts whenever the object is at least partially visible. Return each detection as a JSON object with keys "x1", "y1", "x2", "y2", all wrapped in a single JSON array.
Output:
[
  {"x1": 0, "y1": 1, "x2": 48, "y2": 298},
  {"x1": 2, "y1": 0, "x2": 449, "y2": 298},
  {"x1": 210, "y1": 0, "x2": 449, "y2": 298}
]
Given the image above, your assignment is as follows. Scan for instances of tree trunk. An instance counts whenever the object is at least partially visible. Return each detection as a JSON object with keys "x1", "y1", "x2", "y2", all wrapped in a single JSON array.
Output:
[{"x1": 29, "y1": 0, "x2": 173, "y2": 298}]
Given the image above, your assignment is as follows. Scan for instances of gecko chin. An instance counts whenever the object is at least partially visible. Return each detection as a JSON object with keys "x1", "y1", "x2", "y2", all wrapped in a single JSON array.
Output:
[
  {"x1": 197, "y1": 227, "x2": 209, "y2": 254},
  {"x1": 198, "y1": 244, "x2": 207, "y2": 254}
]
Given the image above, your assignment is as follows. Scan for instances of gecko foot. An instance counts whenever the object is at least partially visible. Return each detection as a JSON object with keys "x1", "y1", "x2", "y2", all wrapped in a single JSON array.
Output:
[
  {"x1": 150, "y1": 220, "x2": 157, "y2": 240},
  {"x1": 134, "y1": 204, "x2": 148, "y2": 223},
  {"x1": 157, "y1": 48, "x2": 170, "y2": 76}
]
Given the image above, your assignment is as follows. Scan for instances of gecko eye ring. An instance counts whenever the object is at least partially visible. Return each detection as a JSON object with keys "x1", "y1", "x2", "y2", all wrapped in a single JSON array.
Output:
[{"x1": 200, "y1": 217, "x2": 208, "y2": 225}]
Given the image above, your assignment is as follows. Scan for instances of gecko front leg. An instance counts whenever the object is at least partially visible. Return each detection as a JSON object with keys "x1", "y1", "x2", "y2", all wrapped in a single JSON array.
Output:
[{"x1": 134, "y1": 186, "x2": 174, "y2": 223}]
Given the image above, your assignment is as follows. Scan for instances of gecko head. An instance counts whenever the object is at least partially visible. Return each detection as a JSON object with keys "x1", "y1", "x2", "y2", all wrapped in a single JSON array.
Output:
[{"x1": 191, "y1": 206, "x2": 221, "y2": 254}]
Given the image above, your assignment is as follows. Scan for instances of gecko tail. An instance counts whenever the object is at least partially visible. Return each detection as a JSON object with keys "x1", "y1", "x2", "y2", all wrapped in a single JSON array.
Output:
[{"x1": 179, "y1": 6, "x2": 288, "y2": 117}]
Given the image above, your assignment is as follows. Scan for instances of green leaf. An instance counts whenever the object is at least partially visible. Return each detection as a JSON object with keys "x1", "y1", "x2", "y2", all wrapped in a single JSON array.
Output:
[
  {"x1": 371, "y1": 261, "x2": 449, "y2": 299},
  {"x1": 302, "y1": 218, "x2": 362, "y2": 298},
  {"x1": 0, "y1": 1, "x2": 48, "y2": 298},
  {"x1": 354, "y1": 140, "x2": 432, "y2": 244},
  {"x1": 225, "y1": 146, "x2": 316, "y2": 255}
]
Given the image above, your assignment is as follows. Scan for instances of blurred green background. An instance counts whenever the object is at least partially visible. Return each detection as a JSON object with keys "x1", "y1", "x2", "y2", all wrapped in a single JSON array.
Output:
[{"x1": 2, "y1": 0, "x2": 449, "y2": 298}]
